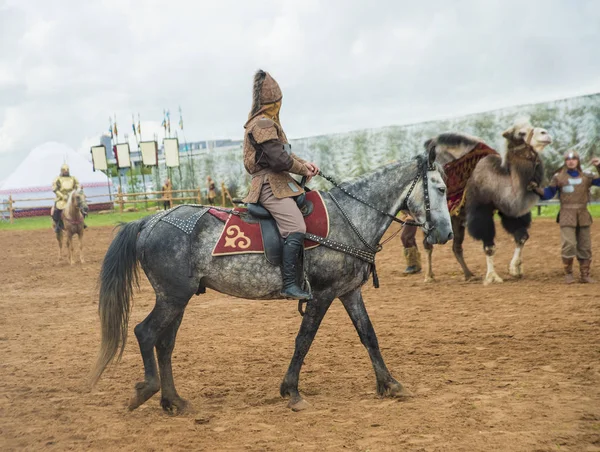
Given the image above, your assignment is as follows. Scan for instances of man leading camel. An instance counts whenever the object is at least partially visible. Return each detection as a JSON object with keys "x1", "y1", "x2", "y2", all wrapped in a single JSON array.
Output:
[{"x1": 530, "y1": 153, "x2": 600, "y2": 283}]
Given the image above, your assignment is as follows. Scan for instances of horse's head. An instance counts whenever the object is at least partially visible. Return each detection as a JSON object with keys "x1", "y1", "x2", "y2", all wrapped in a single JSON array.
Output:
[
  {"x1": 404, "y1": 147, "x2": 453, "y2": 245},
  {"x1": 502, "y1": 121, "x2": 552, "y2": 154},
  {"x1": 70, "y1": 189, "x2": 89, "y2": 216}
]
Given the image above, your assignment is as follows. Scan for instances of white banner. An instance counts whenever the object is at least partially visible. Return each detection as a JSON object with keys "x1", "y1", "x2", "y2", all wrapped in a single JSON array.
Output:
[
  {"x1": 164, "y1": 138, "x2": 180, "y2": 168},
  {"x1": 90, "y1": 145, "x2": 108, "y2": 171},
  {"x1": 115, "y1": 143, "x2": 131, "y2": 169},
  {"x1": 140, "y1": 141, "x2": 158, "y2": 166}
]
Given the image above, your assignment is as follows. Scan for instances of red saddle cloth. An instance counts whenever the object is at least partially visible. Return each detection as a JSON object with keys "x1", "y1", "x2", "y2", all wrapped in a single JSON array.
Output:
[
  {"x1": 444, "y1": 142, "x2": 498, "y2": 216},
  {"x1": 210, "y1": 191, "x2": 329, "y2": 257}
]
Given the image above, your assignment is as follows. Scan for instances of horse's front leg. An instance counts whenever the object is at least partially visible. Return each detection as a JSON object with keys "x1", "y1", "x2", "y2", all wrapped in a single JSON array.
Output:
[
  {"x1": 339, "y1": 288, "x2": 411, "y2": 398},
  {"x1": 67, "y1": 233, "x2": 74, "y2": 265},
  {"x1": 78, "y1": 231, "x2": 85, "y2": 264},
  {"x1": 280, "y1": 296, "x2": 334, "y2": 411}
]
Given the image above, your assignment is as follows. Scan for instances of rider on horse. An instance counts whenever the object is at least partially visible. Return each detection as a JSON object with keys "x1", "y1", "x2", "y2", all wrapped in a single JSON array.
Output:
[
  {"x1": 242, "y1": 70, "x2": 320, "y2": 300},
  {"x1": 51, "y1": 164, "x2": 84, "y2": 232}
]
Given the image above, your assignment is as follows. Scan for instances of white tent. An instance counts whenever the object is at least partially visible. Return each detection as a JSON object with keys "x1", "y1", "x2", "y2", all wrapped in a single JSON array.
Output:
[{"x1": 0, "y1": 142, "x2": 112, "y2": 212}]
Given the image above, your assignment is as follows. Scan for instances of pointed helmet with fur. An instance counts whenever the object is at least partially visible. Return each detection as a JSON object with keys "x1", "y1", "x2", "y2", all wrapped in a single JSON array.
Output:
[{"x1": 249, "y1": 70, "x2": 283, "y2": 118}]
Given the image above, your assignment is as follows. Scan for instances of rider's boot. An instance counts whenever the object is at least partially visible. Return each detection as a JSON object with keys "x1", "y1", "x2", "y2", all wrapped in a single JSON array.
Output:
[{"x1": 280, "y1": 232, "x2": 313, "y2": 300}]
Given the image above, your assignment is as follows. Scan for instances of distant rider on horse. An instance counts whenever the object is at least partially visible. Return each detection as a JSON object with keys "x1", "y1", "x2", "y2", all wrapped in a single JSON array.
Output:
[
  {"x1": 51, "y1": 164, "x2": 84, "y2": 232},
  {"x1": 242, "y1": 70, "x2": 320, "y2": 300}
]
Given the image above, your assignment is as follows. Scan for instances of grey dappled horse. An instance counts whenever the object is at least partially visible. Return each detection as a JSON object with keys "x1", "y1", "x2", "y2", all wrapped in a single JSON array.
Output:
[{"x1": 91, "y1": 150, "x2": 453, "y2": 414}]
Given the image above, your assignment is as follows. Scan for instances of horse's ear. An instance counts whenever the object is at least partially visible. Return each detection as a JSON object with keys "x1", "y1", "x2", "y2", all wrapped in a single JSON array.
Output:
[
  {"x1": 427, "y1": 141, "x2": 437, "y2": 165},
  {"x1": 502, "y1": 126, "x2": 515, "y2": 139}
]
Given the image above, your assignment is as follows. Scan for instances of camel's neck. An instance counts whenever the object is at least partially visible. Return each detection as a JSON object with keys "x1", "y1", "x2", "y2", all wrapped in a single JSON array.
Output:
[{"x1": 329, "y1": 159, "x2": 420, "y2": 247}]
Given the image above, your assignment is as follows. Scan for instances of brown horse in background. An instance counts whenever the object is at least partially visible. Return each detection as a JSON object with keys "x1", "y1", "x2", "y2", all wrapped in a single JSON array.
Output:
[{"x1": 54, "y1": 189, "x2": 88, "y2": 264}]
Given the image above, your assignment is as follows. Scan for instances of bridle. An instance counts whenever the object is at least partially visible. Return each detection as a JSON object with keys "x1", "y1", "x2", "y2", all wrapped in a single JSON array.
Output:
[
  {"x1": 319, "y1": 153, "x2": 436, "y2": 237},
  {"x1": 304, "y1": 153, "x2": 437, "y2": 288},
  {"x1": 64, "y1": 192, "x2": 87, "y2": 225}
]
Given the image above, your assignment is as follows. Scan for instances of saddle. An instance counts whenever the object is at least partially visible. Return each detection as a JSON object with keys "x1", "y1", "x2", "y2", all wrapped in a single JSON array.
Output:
[{"x1": 210, "y1": 190, "x2": 329, "y2": 266}]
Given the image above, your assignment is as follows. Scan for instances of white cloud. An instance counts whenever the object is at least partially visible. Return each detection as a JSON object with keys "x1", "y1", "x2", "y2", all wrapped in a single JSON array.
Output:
[{"x1": 0, "y1": 0, "x2": 599, "y2": 182}]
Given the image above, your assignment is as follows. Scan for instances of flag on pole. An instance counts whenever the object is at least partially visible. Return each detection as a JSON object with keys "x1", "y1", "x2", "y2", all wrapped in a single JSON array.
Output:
[
  {"x1": 132, "y1": 115, "x2": 136, "y2": 135},
  {"x1": 178, "y1": 106, "x2": 184, "y2": 130},
  {"x1": 166, "y1": 110, "x2": 171, "y2": 134},
  {"x1": 137, "y1": 113, "x2": 141, "y2": 136},
  {"x1": 109, "y1": 117, "x2": 113, "y2": 139}
]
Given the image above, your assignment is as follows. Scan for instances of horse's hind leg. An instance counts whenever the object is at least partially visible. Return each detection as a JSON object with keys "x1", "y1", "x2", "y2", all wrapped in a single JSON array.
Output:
[
  {"x1": 339, "y1": 288, "x2": 411, "y2": 398},
  {"x1": 500, "y1": 212, "x2": 531, "y2": 278},
  {"x1": 56, "y1": 231, "x2": 63, "y2": 261},
  {"x1": 156, "y1": 311, "x2": 188, "y2": 414},
  {"x1": 452, "y1": 215, "x2": 476, "y2": 281},
  {"x1": 129, "y1": 297, "x2": 187, "y2": 411},
  {"x1": 280, "y1": 296, "x2": 334, "y2": 411}
]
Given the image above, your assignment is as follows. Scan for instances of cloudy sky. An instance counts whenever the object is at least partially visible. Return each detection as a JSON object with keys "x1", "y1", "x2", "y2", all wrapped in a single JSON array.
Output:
[{"x1": 1, "y1": 0, "x2": 599, "y2": 180}]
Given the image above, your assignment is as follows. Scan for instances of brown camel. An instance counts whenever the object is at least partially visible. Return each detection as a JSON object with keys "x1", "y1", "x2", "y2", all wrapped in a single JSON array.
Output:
[{"x1": 423, "y1": 121, "x2": 552, "y2": 285}]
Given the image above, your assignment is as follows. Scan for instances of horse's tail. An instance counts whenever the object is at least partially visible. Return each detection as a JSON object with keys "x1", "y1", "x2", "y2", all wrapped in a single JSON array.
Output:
[{"x1": 90, "y1": 218, "x2": 148, "y2": 385}]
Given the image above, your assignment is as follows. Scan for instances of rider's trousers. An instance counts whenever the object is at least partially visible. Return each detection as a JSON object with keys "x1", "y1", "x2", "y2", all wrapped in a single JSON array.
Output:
[{"x1": 259, "y1": 183, "x2": 306, "y2": 238}]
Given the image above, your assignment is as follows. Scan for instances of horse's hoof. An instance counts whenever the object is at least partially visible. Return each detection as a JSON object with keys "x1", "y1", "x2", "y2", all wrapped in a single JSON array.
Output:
[
  {"x1": 424, "y1": 275, "x2": 436, "y2": 283},
  {"x1": 161, "y1": 396, "x2": 191, "y2": 415},
  {"x1": 464, "y1": 274, "x2": 480, "y2": 282},
  {"x1": 128, "y1": 381, "x2": 160, "y2": 411},
  {"x1": 287, "y1": 395, "x2": 310, "y2": 412},
  {"x1": 378, "y1": 379, "x2": 413, "y2": 398}
]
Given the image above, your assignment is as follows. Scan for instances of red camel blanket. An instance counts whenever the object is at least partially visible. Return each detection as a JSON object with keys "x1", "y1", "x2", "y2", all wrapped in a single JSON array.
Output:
[
  {"x1": 444, "y1": 142, "x2": 498, "y2": 216},
  {"x1": 210, "y1": 191, "x2": 329, "y2": 256}
]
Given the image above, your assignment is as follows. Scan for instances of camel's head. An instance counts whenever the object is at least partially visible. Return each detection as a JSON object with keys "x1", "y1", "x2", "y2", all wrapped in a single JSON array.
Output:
[{"x1": 502, "y1": 122, "x2": 552, "y2": 153}]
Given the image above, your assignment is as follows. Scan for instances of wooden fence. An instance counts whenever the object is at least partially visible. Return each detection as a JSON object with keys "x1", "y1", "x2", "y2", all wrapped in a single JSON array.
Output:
[{"x1": 0, "y1": 183, "x2": 235, "y2": 223}]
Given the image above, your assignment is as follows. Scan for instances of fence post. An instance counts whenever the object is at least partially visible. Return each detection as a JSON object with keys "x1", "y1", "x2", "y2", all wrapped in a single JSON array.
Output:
[
  {"x1": 168, "y1": 185, "x2": 173, "y2": 209},
  {"x1": 221, "y1": 182, "x2": 226, "y2": 206},
  {"x1": 117, "y1": 186, "x2": 124, "y2": 213},
  {"x1": 8, "y1": 195, "x2": 14, "y2": 224},
  {"x1": 197, "y1": 187, "x2": 202, "y2": 204},
  {"x1": 537, "y1": 205, "x2": 542, "y2": 216}
]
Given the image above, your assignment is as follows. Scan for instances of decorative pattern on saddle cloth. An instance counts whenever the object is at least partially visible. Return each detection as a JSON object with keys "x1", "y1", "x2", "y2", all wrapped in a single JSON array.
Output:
[
  {"x1": 145, "y1": 205, "x2": 209, "y2": 235},
  {"x1": 444, "y1": 142, "x2": 498, "y2": 216},
  {"x1": 210, "y1": 191, "x2": 329, "y2": 257}
]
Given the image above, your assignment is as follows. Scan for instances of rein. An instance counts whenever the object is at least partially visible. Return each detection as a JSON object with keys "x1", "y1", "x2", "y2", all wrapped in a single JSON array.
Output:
[{"x1": 312, "y1": 154, "x2": 436, "y2": 288}]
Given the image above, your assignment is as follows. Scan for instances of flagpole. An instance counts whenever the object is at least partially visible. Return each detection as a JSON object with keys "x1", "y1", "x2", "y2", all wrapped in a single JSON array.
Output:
[
  {"x1": 113, "y1": 114, "x2": 123, "y2": 191},
  {"x1": 135, "y1": 113, "x2": 148, "y2": 209},
  {"x1": 179, "y1": 106, "x2": 194, "y2": 190}
]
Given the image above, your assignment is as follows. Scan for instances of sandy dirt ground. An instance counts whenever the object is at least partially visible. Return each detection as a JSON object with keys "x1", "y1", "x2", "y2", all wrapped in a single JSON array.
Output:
[{"x1": 1, "y1": 218, "x2": 599, "y2": 451}]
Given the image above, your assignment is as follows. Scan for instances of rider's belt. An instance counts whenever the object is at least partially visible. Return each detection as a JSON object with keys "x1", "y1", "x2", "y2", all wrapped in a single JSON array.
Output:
[{"x1": 562, "y1": 203, "x2": 587, "y2": 209}]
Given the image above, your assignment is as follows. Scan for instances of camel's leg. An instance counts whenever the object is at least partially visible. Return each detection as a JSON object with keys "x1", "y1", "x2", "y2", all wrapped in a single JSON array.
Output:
[
  {"x1": 467, "y1": 203, "x2": 502, "y2": 285},
  {"x1": 280, "y1": 297, "x2": 334, "y2": 411},
  {"x1": 452, "y1": 215, "x2": 476, "y2": 281},
  {"x1": 339, "y1": 288, "x2": 411, "y2": 398},
  {"x1": 484, "y1": 246, "x2": 503, "y2": 285},
  {"x1": 129, "y1": 297, "x2": 187, "y2": 411},
  {"x1": 78, "y1": 231, "x2": 85, "y2": 264},
  {"x1": 156, "y1": 311, "x2": 188, "y2": 414},
  {"x1": 500, "y1": 212, "x2": 531, "y2": 278},
  {"x1": 422, "y1": 240, "x2": 435, "y2": 283}
]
